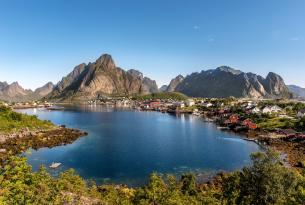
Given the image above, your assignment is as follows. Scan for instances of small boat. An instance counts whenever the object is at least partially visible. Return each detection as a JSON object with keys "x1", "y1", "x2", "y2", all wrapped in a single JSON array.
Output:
[
  {"x1": 217, "y1": 126, "x2": 230, "y2": 130},
  {"x1": 47, "y1": 106, "x2": 65, "y2": 111},
  {"x1": 49, "y1": 162, "x2": 61, "y2": 169}
]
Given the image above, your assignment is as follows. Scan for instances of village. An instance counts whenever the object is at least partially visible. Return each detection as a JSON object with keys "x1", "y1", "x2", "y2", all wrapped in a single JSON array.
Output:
[{"x1": 87, "y1": 96, "x2": 305, "y2": 142}]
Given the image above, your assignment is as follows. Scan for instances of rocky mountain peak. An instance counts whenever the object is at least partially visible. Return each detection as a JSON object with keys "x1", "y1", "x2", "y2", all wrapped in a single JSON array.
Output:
[
  {"x1": 35, "y1": 82, "x2": 54, "y2": 97},
  {"x1": 216, "y1": 66, "x2": 242, "y2": 75},
  {"x1": 47, "y1": 54, "x2": 159, "y2": 101},
  {"x1": 127, "y1": 69, "x2": 144, "y2": 80},
  {"x1": 96, "y1": 54, "x2": 116, "y2": 69},
  {"x1": 167, "y1": 75, "x2": 185, "y2": 92},
  {"x1": 0, "y1": 81, "x2": 8, "y2": 90},
  {"x1": 266, "y1": 72, "x2": 283, "y2": 81}
]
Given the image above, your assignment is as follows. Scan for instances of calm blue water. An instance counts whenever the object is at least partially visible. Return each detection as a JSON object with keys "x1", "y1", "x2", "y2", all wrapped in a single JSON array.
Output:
[{"x1": 19, "y1": 106, "x2": 261, "y2": 186}]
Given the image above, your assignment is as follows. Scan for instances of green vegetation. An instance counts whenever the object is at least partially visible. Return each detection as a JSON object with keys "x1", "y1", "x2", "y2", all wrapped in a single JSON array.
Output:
[
  {"x1": 1, "y1": 150, "x2": 305, "y2": 204},
  {"x1": 133, "y1": 92, "x2": 188, "y2": 101},
  {"x1": 0, "y1": 106, "x2": 53, "y2": 134}
]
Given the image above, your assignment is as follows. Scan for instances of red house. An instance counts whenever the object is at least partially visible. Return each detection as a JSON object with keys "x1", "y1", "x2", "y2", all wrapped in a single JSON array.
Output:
[
  {"x1": 149, "y1": 101, "x2": 161, "y2": 109},
  {"x1": 229, "y1": 114, "x2": 240, "y2": 124},
  {"x1": 242, "y1": 119, "x2": 257, "y2": 130}
]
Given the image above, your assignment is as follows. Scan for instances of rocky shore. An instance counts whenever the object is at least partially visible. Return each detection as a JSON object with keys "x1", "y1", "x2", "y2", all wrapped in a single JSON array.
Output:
[
  {"x1": 0, "y1": 126, "x2": 87, "y2": 163},
  {"x1": 243, "y1": 130, "x2": 305, "y2": 170}
]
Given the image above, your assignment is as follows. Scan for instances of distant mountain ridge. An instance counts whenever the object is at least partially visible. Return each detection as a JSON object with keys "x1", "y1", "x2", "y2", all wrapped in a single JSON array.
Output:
[
  {"x1": 0, "y1": 82, "x2": 54, "y2": 102},
  {"x1": 288, "y1": 85, "x2": 305, "y2": 99},
  {"x1": 47, "y1": 54, "x2": 158, "y2": 101},
  {"x1": 169, "y1": 66, "x2": 290, "y2": 99},
  {"x1": 0, "y1": 54, "x2": 294, "y2": 102}
]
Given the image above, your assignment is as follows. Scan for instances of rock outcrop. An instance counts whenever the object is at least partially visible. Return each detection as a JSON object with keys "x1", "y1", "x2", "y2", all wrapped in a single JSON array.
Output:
[{"x1": 174, "y1": 66, "x2": 291, "y2": 99}]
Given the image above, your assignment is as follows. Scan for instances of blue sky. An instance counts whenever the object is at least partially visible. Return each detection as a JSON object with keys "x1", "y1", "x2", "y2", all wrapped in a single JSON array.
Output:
[{"x1": 0, "y1": 0, "x2": 304, "y2": 89}]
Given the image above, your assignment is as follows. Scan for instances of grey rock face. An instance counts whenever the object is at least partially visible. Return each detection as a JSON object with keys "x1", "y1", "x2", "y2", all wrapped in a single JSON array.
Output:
[
  {"x1": 159, "y1": 85, "x2": 168, "y2": 92},
  {"x1": 166, "y1": 75, "x2": 184, "y2": 92}
]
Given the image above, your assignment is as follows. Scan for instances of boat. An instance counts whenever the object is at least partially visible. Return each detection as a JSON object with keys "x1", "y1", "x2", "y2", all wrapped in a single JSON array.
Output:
[
  {"x1": 47, "y1": 106, "x2": 65, "y2": 111},
  {"x1": 49, "y1": 162, "x2": 62, "y2": 169},
  {"x1": 217, "y1": 126, "x2": 230, "y2": 130}
]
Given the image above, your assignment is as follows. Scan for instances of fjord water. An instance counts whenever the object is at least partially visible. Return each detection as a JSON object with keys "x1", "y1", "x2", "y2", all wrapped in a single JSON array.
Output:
[{"x1": 19, "y1": 106, "x2": 260, "y2": 186}]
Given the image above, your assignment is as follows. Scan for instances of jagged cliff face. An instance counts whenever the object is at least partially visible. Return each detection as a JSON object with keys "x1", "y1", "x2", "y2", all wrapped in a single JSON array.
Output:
[
  {"x1": 166, "y1": 75, "x2": 184, "y2": 92},
  {"x1": 127, "y1": 69, "x2": 159, "y2": 94},
  {"x1": 48, "y1": 54, "x2": 158, "y2": 101},
  {"x1": 175, "y1": 66, "x2": 291, "y2": 99}
]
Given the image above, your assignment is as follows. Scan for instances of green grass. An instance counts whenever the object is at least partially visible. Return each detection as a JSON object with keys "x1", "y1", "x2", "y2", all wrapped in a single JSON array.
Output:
[
  {"x1": 133, "y1": 92, "x2": 188, "y2": 101},
  {"x1": 0, "y1": 106, "x2": 54, "y2": 134},
  {"x1": 257, "y1": 117, "x2": 297, "y2": 131}
]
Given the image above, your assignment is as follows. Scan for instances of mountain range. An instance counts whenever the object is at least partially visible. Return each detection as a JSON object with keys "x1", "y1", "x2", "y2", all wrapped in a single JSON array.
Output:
[
  {"x1": 0, "y1": 81, "x2": 54, "y2": 102},
  {"x1": 0, "y1": 53, "x2": 297, "y2": 102}
]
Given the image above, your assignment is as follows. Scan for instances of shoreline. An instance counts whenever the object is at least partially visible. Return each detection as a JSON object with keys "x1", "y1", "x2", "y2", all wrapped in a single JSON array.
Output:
[
  {"x1": 5, "y1": 105, "x2": 305, "y2": 172},
  {"x1": 0, "y1": 126, "x2": 87, "y2": 163}
]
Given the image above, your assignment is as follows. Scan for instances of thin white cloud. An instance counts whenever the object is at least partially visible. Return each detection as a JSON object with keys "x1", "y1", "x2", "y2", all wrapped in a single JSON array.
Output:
[
  {"x1": 193, "y1": 25, "x2": 200, "y2": 30},
  {"x1": 290, "y1": 37, "x2": 299, "y2": 41}
]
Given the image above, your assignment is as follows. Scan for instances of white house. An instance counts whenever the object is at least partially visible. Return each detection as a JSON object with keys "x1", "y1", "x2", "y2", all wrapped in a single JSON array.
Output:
[
  {"x1": 175, "y1": 102, "x2": 185, "y2": 108},
  {"x1": 297, "y1": 109, "x2": 305, "y2": 118},
  {"x1": 262, "y1": 105, "x2": 282, "y2": 114},
  {"x1": 250, "y1": 107, "x2": 261, "y2": 114},
  {"x1": 201, "y1": 102, "x2": 213, "y2": 108},
  {"x1": 185, "y1": 99, "x2": 195, "y2": 107}
]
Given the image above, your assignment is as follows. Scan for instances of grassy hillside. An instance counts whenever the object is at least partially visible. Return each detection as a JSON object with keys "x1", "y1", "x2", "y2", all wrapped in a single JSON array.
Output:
[
  {"x1": 133, "y1": 92, "x2": 188, "y2": 101},
  {"x1": 0, "y1": 105, "x2": 54, "y2": 134}
]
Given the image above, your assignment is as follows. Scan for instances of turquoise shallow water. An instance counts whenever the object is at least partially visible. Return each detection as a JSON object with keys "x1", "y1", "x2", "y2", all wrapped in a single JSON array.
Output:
[{"x1": 19, "y1": 105, "x2": 261, "y2": 186}]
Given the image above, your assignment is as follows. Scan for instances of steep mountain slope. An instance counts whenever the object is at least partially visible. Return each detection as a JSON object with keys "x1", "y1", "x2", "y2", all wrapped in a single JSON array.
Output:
[
  {"x1": 48, "y1": 54, "x2": 158, "y2": 101},
  {"x1": 34, "y1": 82, "x2": 54, "y2": 97},
  {"x1": 288, "y1": 85, "x2": 305, "y2": 99},
  {"x1": 0, "y1": 82, "x2": 8, "y2": 90},
  {"x1": 175, "y1": 66, "x2": 291, "y2": 99},
  {"x1": 159, "y1": 85, "x2": 168, "y2": 92},
  {"x1": 166, "y1": 75, "x2": 184, "y2": 92}
]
